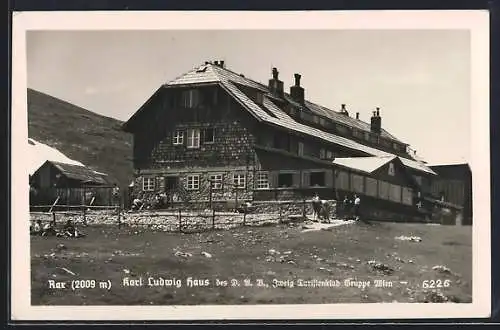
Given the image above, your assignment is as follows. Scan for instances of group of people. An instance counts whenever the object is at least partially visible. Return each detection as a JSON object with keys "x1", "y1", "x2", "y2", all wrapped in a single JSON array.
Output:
[
  {"x1": 311, "y1": 193, "x2": 363, "y2": 222},
  {"x1": 131, "y1": 193, "x2": 170, "y2": 211},
  {"x1": 30, "y1": 219, "x2": 86, "y2": 238}
]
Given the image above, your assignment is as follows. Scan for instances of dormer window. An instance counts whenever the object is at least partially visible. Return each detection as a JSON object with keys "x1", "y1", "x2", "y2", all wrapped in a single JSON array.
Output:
[
  {"x1": 352, "y1": 128, "x2": 363, "y2": 139},
  {"x1": 255, "y1": 92, "x2": 264, "y2": 104}
]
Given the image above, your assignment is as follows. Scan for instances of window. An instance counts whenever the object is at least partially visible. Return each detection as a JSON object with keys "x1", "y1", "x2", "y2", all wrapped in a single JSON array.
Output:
[
  {"x1": 389, "y1": 184, "x2": 402, "y2": 202},
  {"x1": 203, "y1": 128, "x2": 215, "y2": 144},
  {"x1": 310, "y1": 172, "x2": 325, "y2": 187},
  {"x1": 209, "y1": 174, "x2": 223, "y2": 190},
  {"x1": 413, "y1": 175, "x2": 422, "y2": 185},
  {"x1": 364, "y1": 132, "x2": 370, "y2": 141},
  {"x1": 381, "y1": 139, "x2": 391, "y2": 148},
  {"x1": 370, "y1": 134, "x2": 379, "y2": 144},
  {"x1": 313, "y1": 115, "x2": 320, "y2": 124},
  {"x1": 143, "y1": 177, "x2": 155, "y2": 191},
  {"x1": 173, "y1": 130, "x2": 184, "y2": 145},
  {"x1": 353, "y1": 129, "x2": 363, "y2": 139},
  {"x1": 298, "y1": 142, "x2": 304, "y2": 156},
  {"x1": 393, "y1": 143, "x2": 401, "y2": 151},
  {"x1": 233, "y1": 174, "x2": 246, "y2": 189},
  {"x1": 326, "y1": 150, "x2": 335, "y2": 159},
  {"x1": 255, "y1": 92, "x2": 264, "y2": 104},
  {"x1": 186, "y1": 175, "x2": 200, "y2": 190},
  {"x1": 335, "y1": 170, "x2": 349, "y2": 190},
  {"x1": 319, "y1": 118, "x2": 327, "y2": 126},
  {"x1": 256, "y1": 172, "x2": 270, "y2": 189},
  {"x1": 378, "y1": 180, "x2": 390, "y2": 200},
  {"x1": 402, "y1": 187, "x2": 413, "y2": 205},
  {"x1": 365, "y1": 177, "x2": 378, "y2": 197},
  {"x1": 350, "y1": 174, "x2": 364, "y2": 193},
  {"x1": 181, "y1": 89, "x2": 200, "y2": 108},
  {"x1": 187, "y1": 129, "x2": 200, "y2": 148},
  {"x1": 336, "y1": 124, "x2": 348, "y2": 134},
  {"x1": 388, "y1": 163, "x2": 395, "y2": 176},
  {"x1": 320, "y1": 148, "x2": 326, "y2": 159},
  {"x1": 278, "y1": 173, "x2": 293, "y2": 188}
]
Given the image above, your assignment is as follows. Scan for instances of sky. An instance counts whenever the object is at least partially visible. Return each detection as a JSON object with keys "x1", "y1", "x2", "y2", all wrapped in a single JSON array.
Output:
[{"x1": 26, "y1": 29, "x2": 471, "y2": 165}]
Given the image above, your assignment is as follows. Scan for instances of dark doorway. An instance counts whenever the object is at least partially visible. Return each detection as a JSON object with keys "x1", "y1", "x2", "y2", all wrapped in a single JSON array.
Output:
[
  {"x1": 165, "y1": 176, "x2": 179, "y2": 190},
  {"x1": 165, "y1": 176, "x2": 180, "y2": 208}
]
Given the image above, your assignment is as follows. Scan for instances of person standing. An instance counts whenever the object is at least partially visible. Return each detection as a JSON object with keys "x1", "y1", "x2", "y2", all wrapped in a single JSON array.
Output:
[
  {"x1": 112, "y1": 183, "x2": 121, "y2": 206},
  {"x1": 311, "y1": 193, "x2": 321, "y2": 221},
  {"x1": 353, "y1": 194, "x2": 361, "y2": 221}
]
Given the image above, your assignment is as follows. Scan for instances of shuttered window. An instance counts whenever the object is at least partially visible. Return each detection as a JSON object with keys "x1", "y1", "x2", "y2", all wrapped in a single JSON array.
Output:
[
  {"x1": 365, "y1": 177, "x2": 378, "y2": 197},
  {"x1": 402, "y1": 187, "x2": 413, "y2": 205},
  {"x1": 310, "y1": 172, "x2": 325, "y2": 187},
  {"x1": 181, "y1": 89, "x2": 200, "y2": 108},
  {"x1": 209, "y1": 174, "x2": 223, "y2": 190},
  {"x1": 278, "y1": 173, "x2": 293, "y2": 187},
  {"x1": 256, "y1": 172, "x2": 269, "y2": 189},
  {"x1": 233, "y1": 174, "x2": 246, "y2": 189},
  {"x1": 173, "y1": 130, "x2": 184, "y2": 145},
  {"x1": 186, "y1": 175, "x2": 200, "y2": 190},
  {"x1": 350, "y1": 174, "x2": 364, "y2": 193},
  {"x1": 335, "y1": 170, "x2": 349, "y2": 190},
  {"x1": 187, "y1": 129, "x2": 200, "y2": 148},
  {"x1": 378, "y1": 180, "x2": 390, "y2": 200},
  {"x1": 142, "y1": 177, "x2": 155, "y2": 191},
  {"x1": 389, "y1": 184, "x2": 402, "y2": 203}
]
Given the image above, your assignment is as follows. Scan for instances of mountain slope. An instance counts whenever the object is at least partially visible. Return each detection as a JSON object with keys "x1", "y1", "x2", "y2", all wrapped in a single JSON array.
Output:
[{"x1": 27, "y1": 88, "x2": 133, "y2": 188}]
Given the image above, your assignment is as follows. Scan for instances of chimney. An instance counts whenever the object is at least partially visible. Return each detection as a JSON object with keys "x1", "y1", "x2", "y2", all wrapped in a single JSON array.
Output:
[
  {"x1": 340, "y1": 104, "x2": 349, "y2": 116},
  {"x1": 220, "y1": 60, "x2": 225, "y2": 68},
  {"x1": 268, "y1": 67, "x2": 284, "y2": 97},
  {"x1": 356, "y1": 112, "x2": 360, "y2": 120},
  {"x1": 370, "y1": 107, "x2": 382, "y2": 134},
  {"x1": 214, "y1": 60, "x2": 219, "y2": 66},
  {"x1": 290, "y1": 73, "x2": 305, "y2": 104},
  {"x1": 204, "y1": 61, "x2": 209, "y2": 65}
]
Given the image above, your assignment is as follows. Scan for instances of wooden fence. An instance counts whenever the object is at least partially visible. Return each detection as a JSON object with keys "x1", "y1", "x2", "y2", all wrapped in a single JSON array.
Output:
[{"x1": 29, "y1": 200, "x2": 313, "y2": 234}]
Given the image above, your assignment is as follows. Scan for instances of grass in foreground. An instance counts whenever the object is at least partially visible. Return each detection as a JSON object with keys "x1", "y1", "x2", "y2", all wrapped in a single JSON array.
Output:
[{"x1": 31, "y1": 221, "x2": 472, "y2": 305}]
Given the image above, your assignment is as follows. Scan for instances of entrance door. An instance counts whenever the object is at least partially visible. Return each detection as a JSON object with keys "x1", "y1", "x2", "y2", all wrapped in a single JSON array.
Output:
[
  {"x1": 165, "y1": 176, "x2": 180, "y2": 206},
  {"x1": 165, "y1": 176, "x2": 179, "y2": 190}
]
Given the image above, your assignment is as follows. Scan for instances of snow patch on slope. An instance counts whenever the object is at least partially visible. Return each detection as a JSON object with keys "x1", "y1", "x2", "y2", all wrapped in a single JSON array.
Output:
[{"x1": 28, "y1": 138, "x2": 85, "y2": 175}]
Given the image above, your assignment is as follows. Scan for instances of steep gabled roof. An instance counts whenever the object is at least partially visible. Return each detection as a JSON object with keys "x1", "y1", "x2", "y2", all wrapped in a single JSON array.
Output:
[
  {"x1": 125, "y1": 62, "x2": 436, "y2": 175},
  {"x1": 49, "y1": 161, "x2": 109, "y2": 185}
]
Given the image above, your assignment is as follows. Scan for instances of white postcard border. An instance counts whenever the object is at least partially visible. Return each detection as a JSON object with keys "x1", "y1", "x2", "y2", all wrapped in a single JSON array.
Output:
[{"x1": 11, "y1": 10, "x2": 491, "y2": 320}]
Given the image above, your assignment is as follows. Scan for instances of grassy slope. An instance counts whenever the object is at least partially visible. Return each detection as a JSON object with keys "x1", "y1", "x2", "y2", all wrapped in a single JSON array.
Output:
[
  {"x1": 31, "y1": 222, "x2": 472, "y2": 305},
  {"x1": 27, "y1": 88, "x2": 133, "y2": 188}
]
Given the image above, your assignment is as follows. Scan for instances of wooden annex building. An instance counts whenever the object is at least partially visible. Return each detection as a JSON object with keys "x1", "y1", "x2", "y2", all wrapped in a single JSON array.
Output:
[
  {"x1": 30, "y1": 160, "x2": 110, "y2": 206},
  {"x1": 123, "y1": 60, "x2": 441, "y2": 221}
]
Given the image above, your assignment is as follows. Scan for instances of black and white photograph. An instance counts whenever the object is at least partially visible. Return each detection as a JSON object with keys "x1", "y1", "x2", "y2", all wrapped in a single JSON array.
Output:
[{"x1": 11, "y1": 11, "x2": 490, "y2": 320}]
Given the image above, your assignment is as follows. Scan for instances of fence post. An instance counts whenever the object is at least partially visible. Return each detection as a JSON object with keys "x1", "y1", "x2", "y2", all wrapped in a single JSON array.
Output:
[
  {"x1": 212, "y1": 209, "x2": 215, "y2": 230},
  {"x1": 279, "y1": 202, "x2": 282, "y2": 223},
  {"x1": 302, "y1": 191, "x2": 306, "y2": 217},
  {"x1": 243, "y1": 210, "x2": 246, "y2": 226},
  {"x1": 52, "y1": 211, "x2": 56, "y2": 226},
  {"x1": 178, "y1": 209, "x2": 182, "y2": 232},
  {"x1": 117, "y1": 206, "x2": 121, "y2": 228},
  {"x1": 83, "y1": 206, "x2": 87, "y2": 226}
]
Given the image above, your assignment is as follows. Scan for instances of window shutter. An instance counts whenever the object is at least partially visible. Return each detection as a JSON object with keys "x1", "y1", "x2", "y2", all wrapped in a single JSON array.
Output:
[
  {"x1": 157, "y1": 177, "x2": 165, "y2": 192},
  {"x1": 325, "y1": 169, "x2": 333, "y2": 188},
  {"x1": 292, "y1": 171, "x2": 301, "y2": 188},
  {"x1": 269, "y1": 171, "x2": 278, "y2": 188},
  {"x1": 302, "y1": 170, "x2": 310, "y2": 187}
]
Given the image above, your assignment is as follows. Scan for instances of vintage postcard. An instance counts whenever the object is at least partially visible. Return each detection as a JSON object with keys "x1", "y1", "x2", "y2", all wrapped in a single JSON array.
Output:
[{"x1": 11, "y1": 10, "x2": 490, "y2": 321}]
